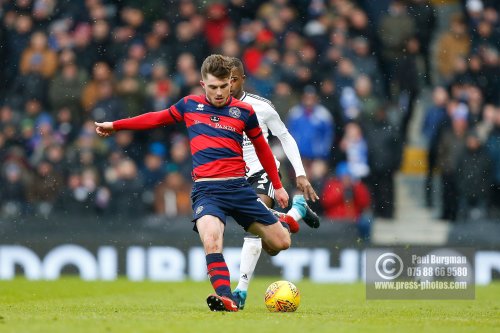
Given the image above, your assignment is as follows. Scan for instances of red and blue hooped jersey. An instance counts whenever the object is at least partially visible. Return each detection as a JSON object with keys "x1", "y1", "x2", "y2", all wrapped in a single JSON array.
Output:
[
  {"x1": 170, "y1": 95, "x2": 263, "y2": 179},
  {"x1": 113, "y1": 94, "x2": 283, "y2": 188},
  {"x1": 114, "y1": 95, "x2": 263, "y2": 180}
]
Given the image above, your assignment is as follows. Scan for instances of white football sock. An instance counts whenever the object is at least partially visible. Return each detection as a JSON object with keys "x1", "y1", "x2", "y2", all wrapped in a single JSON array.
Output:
[
  {"x1": 235, "y1": 236, "x2": 262, "y2": 292},
  {"x1": 287, "y1": 207, "x2": 303, "y2": 223}
]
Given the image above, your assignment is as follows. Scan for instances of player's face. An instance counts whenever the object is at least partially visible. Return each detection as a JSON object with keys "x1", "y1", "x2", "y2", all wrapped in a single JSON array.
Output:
[
  {"x1": 200, "y1": 73, "x2": 231, "y2": 107},
  {"x1": 230, "y1": 68, "x2": 246, "y2": 99}
]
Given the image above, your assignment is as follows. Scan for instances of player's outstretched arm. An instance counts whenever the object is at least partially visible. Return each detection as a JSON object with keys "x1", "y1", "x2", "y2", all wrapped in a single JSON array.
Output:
[
  {"x1": 95, "y1": 108, "x2": 180, "y2": 137},
  {"x1": 95, "y1": 121, "x2": 115, "y2": 137}
]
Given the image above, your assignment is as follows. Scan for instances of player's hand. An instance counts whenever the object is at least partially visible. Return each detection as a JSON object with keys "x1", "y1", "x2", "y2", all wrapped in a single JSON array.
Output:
[
  {"x1": 94, "y1": 121, "x2": 115, "y2": 137},
  {"x1": 296, "y1": 175, "x2": 319, "y2": 202},
  {"x1": 274, "y1": 187, "x2": 289, "y2": 209}
]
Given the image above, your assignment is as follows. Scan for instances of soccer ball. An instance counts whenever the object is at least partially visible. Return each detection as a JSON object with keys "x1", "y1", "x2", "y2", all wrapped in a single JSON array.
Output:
[{"x1": 264, "y1": 280, "x2": 300, "y2": 312}]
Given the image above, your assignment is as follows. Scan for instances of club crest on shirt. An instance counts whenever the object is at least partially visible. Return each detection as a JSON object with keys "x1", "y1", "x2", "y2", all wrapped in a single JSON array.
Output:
[
  {"x1": 196, "y1": 205, "x2": 204, "y2": 215},
  {"x1": 229, "y1": 107, "x2": 241, "y2": 119},
  {"x1": 210, "y1": 115, "x2": 220, "y2": 122}
]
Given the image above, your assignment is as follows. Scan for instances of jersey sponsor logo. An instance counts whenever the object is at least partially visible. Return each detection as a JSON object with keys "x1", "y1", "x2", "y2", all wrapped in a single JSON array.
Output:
[
  {"x1": 210, "y1": 116, "x2": 220, "y2": 122},
  {"x1": 215, "y1": 123, "x2": 237, "y2": 132},
  {"x1": 229, "y1": 107, "x2": 241, "y2": 119},
  {"x1": 194, "y1": 118, "x2": 236, "y2": 132},
  {"x1": 196, "y1": 103, "x2": 204, "y2": 111},
  {"x1": 196, "y1": 205, "x2": 204, "y2": 215}
]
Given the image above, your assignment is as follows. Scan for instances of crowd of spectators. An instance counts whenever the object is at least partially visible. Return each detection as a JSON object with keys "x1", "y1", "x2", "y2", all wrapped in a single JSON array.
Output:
[{"x1": 0, "y1": 0, "x2": 499, "y2": 226}]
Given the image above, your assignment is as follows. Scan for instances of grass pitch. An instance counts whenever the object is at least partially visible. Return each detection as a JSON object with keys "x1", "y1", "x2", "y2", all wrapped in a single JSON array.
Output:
[{"x1": 0, "y1": 278, "x2": 499, "y2": 333}]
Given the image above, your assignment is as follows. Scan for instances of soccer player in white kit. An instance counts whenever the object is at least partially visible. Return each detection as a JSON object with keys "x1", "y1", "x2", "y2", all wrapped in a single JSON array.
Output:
[{"x1": 229, "y1": 57, "x2": 320, "y2": 309}]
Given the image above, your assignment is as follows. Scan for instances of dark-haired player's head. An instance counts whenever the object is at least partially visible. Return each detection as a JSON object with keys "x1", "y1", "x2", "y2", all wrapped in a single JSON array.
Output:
[
  {"x1": 228, "y1": 57, "x2": 246, "y2": 99},
  {"x1": 200, "y1": 54, "x2": 233, "y2": 107}
]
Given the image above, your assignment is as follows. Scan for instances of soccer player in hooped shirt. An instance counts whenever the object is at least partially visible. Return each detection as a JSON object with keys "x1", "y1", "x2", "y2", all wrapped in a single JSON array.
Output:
[
  {"x1": 229, "y1": 57, "x2": 320, "y2": 310},
  {"x1": 95, "y1": 54, "x2": 295, "y2": 312}
]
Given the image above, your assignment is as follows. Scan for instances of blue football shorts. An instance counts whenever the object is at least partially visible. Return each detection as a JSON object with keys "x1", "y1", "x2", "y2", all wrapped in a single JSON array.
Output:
[{"x1": 191, "y1": 177, "x2": 278, "y2": 231}]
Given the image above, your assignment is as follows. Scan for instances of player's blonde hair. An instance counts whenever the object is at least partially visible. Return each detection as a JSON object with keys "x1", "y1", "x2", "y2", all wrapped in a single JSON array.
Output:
[{"x1": 201, "y1": 54, "x2": 232, "y2": 80}]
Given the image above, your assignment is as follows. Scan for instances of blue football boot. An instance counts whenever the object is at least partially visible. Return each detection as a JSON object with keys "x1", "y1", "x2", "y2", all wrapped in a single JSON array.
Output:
[
  {"x1": 232, "y1": 289, "x2": 247, "y2": 310},
  {"x1": 292, "y1": 195, "x2": 320, "y2": 228}
]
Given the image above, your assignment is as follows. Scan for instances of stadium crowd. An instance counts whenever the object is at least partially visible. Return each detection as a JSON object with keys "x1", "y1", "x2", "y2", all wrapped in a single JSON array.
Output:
[{"x1": 0, "y1": 0, "x2": 499, "y2": 225}]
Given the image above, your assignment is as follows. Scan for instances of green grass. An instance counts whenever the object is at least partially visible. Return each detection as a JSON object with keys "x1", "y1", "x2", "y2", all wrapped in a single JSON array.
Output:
[{"x1": 0, "y1": 278, "x2": 499, "y2": 333}]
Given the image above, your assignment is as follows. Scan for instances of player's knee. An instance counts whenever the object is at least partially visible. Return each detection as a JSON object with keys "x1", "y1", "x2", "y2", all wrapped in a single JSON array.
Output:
[
  {"x1": 265, "y1": 240, "x2": 290, "y2": 257},
  {"x1": 271, "y1": 236, "x2": 291, "y2": 252},
  {"x1": 201, "y1": 234, "x2": 222, "y2": 253},
  {"x1": 279, "y1": 237, "x2": 291, "y2": 250}
]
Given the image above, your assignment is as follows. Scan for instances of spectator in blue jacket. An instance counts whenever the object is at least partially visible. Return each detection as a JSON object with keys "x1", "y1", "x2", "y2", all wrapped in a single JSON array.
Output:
[{"x1": 287, "y1": 85, "x2": 334, "y2": 162}]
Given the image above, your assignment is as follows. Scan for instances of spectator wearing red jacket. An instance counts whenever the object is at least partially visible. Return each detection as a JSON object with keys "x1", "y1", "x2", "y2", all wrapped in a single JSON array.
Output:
[
  {"x1": 203, "y1": 3, "x2": 231, "y2": 49},
  {"x1": 321, "y1": 162, "x2": 371, "y2": 222}
]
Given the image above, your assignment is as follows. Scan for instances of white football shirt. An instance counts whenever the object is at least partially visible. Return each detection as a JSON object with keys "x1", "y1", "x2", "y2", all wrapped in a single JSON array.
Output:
[{"x1": 240, "y1": 92, "x2": 306, "y2": 178}]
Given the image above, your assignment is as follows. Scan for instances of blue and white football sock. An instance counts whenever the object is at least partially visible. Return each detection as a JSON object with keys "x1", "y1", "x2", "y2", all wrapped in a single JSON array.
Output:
[{"x1": 288, "y1": 195, "x2": 306, "y2": 222}]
